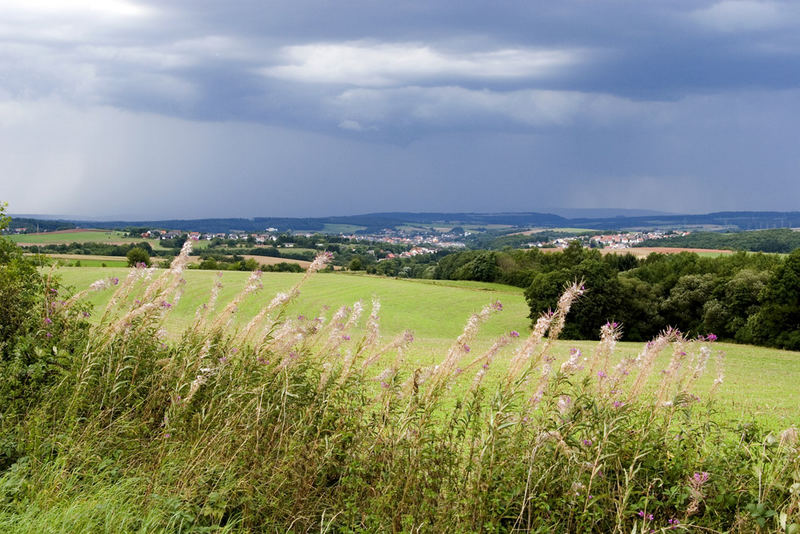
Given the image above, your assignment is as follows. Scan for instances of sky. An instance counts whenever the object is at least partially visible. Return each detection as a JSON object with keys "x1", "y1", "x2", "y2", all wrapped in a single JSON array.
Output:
[{"x1": 1, "y1": 0, "x2": 799, "y2": 219}]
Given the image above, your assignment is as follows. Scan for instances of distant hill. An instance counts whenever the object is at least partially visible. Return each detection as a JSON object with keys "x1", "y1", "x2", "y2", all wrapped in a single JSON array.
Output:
[{"x1": 6, "y1": 210, "x2": 800, "y2": 235}]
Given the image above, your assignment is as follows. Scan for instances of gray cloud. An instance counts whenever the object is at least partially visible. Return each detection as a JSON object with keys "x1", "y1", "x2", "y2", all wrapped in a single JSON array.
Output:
[{"x1": 1, "y1": 0, "x2": 799, "y2": 217}]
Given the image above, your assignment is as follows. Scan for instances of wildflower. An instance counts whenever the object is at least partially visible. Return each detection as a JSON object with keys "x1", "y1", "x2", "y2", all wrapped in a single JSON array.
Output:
[
  {"x1": 613, "y1": 400, "x2": 624, "y2": 408},
  {"x1": 164, "y1": 433, "x2": 171, "y2": 439},
  {"x1": 492, "y1": 300, "x2": 503, "y2": 311},
  {"x1": 509, "y1": 330, "x2": 519, "y2": 337},
  {"x1": 43, "y1": 317, "x2": 52, "y2": 325},
  {"x1": 49, "y1": 288, "x2": 58, "y2": 294},
  {"x1": 707, "y1": 333, "x2": 718, "y2": 342},
  {"x1": 298, "y1": 314, "x2": 305, "y2": 320},
  {"x1": 582, "y1": 439, "x2": 592, "y2": 446},
  {"x1": 380, "y1": 381, "x2": 390, "y2": 389},
  {"x1": 219, "y1": 356, "x2": 228, "y2": 364},
  {"x1": 597, "y1": 370, "x2": 607, "y2": 378},
  {"x1": 342, "y1": 334, "x2": 351, "y2": 341},
  {"x1": 231, "y1": 347, "x2": 238, "y2": 353},
  {"x1": 693, "y1": 471, "x2": 710, "y2": 485},
  {"x1": 160, "y1": 300, "x2": 171, "y2": 308},
  {"x1": 557, "y1": 395, "x2": 572, "y2": 414},
  {"x1": 82, "y1": 311, "x2": 90, "y2": 317},
  {"x1": 454, "y1": 367, "x2": 463, "y2": 375},
  {"x1": 463, "y1": 344, "x2": 470, "y2": 353},
  {"x1": 482, "y1": 362, "x2": 489, "y2": 370},
  {"x1": 46, "y1": 332, "x2": 52, "y2": 338},
  {"x1": 111, "y1": 277, "x2": 119, "y2": 285}
]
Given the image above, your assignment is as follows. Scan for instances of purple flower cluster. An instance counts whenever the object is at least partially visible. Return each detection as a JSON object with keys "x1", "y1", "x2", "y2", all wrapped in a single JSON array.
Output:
[{"x1": 693, "y1": 471, "x2": 710, "y2": 485}]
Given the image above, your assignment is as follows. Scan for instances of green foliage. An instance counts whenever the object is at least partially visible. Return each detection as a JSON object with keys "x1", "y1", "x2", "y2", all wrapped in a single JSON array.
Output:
[
  {"x1": 125, "y1": 246, "x2": 151, "y2": 267},
  {"x1": 750, "y1": 249, "x2": 800, "y2": 350},
  {"x1": 24, "y1": 240, "x2": 155, "y2": 257},
  {"x1": 347, "y1": 256, "x2": 363, "y2": 271},
  {"x1": 0, "y1": 214, "x2": 90, "y2": 469}
]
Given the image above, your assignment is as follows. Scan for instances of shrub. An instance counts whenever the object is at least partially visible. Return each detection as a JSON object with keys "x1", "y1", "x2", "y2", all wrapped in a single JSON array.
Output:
[{"x1": 126, "y1": 246, "x2": 151, "y2": 267}]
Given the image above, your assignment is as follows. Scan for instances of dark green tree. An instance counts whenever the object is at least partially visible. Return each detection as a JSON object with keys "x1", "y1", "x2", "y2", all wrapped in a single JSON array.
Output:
[
  {"x1": 126, "y1": 247, "x2": 151, "y2": 267},
  {"x1": 750, "y1": 249, "x2": 800, "y2": 349}
]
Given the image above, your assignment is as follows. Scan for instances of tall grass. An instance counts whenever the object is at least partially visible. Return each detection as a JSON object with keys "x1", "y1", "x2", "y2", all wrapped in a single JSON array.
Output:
[{"x1": 1, "y1": 243, "x2": 799, "y2": 533}]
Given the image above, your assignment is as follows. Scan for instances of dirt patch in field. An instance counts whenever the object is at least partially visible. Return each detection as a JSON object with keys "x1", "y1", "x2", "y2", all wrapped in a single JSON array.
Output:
[{"x1": 242, "y1": 255, "x2": 313, "y2": 268}]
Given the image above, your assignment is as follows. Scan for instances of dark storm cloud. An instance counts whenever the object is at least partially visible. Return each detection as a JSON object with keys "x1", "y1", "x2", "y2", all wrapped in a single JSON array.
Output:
[{"x1": 1, "y1": 1, "x2": 799, "y2": 216}]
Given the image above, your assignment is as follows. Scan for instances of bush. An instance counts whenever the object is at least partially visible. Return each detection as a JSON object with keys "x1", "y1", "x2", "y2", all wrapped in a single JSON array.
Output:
[
  {"x1": 126, "y1": 247, "x2": 151, "y2": 267},
  {"x1": 0, "y1": 207, "x2": 91, "y2": 469}
]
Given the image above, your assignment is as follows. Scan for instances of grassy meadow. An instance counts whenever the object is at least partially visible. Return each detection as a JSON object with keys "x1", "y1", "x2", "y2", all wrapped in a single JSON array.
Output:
[
  {"x1": 53, "y1": 266, "x2": 800, "y2": 427},
  {"x1": 11, "y1": 229, "x2": 209, "y2": 251},
  {"x1": 4, "y1": 245, "x2": 799, "y2": 532}
]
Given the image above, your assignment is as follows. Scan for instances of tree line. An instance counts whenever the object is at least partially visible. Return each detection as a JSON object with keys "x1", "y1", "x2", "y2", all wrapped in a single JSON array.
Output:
[{"x1": 391, "y1": 244, "x2": 799, "y2": 350}]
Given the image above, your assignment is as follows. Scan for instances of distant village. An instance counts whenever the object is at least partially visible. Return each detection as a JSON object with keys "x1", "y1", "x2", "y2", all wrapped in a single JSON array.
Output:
[
  {"x1": 537, "y1": 230, "x2": 691, "y2": 250},
  {"x1": 138, "y1": 226, "x2": 690, "y2": 257}
]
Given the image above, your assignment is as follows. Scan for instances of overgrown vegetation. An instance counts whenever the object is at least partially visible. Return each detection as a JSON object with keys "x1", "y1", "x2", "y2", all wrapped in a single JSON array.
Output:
[{"x1": 1, "y1": 207, "x2": 799, "y2": 532}]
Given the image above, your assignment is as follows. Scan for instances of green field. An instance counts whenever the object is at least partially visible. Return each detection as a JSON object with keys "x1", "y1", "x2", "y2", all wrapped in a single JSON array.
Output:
[
  {"x1": 10, "y1": 229, "x2": 210, "y2": 251},
  {"x1": 55, "y1": 267, "x2": 800, "y2": 426},
  {"x1": 53, "y1": 258, "x2": 129, "y2": 268}
]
